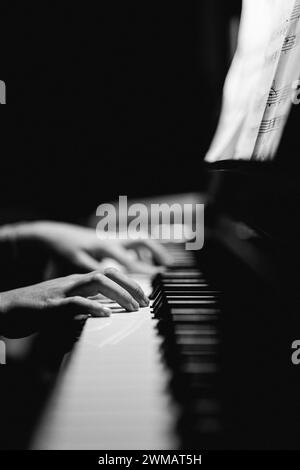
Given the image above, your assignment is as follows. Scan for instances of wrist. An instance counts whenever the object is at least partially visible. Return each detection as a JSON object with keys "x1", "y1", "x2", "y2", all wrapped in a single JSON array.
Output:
[
  {"x1": 0, "y1": 221, "x2": 53, "y2": 243},
  {"x1": 0, "y1": 292, "x2": 8, "y2": 315},
  {"x1": 0, "y1": 295, "x2": 3, "y2": 333},
  {"x1": 13, "y1": 221, "x2": 46, "y2": 242},
  {"x1": 0, "y1": 222, "x2": 52, "y2": 264},
  {"x1": 0, "y1": 224, "x2": 19, "y2": 262},
  {"x1": 0, "y1": 291, "x2": 13, "y2": 336},
  {"x1": 0, "y1": 221, "x2": 38, "y2": 242}
]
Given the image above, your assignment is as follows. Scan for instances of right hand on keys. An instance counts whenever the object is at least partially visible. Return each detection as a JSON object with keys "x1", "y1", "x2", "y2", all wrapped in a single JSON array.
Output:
[{"x1": 0, "y1": 268, "x2": 149, "y2": 338}]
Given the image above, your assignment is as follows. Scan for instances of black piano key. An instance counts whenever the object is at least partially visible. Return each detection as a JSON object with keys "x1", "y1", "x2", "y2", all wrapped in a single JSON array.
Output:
[
  {"x1": 163, "y1": 290, "x2": 220, "y2": 297},
  {"x1": 151, "y1": 286, "x2": 215, "y2": 304},
  {"x1": 170, "y1": 308, "x2": 220, "y2": 315},
  {"x1": 165, "y1": 295, "x2": 218, "y2": 301},
  {"x1": 160, "y1": 279, "x2": 207, "y2": 284},
  {"x1": 173, "y1": 324, "x2": 217, "y2": 334},
  {"x1": 171, "y1": 314, "x2": 219, "y2": 323},
  {"x1": 149, "y1": 240, "x2": 223, "y2": 448},
  {"x1": 152, "y1": 293, "x2": 219, "y2": 311},
  {"x1": 159, "y1": 283, "x2": 212, "y2": 289},
  {"x1": 167, "y1": 300, "x2": 218, "y2": 307},
  {"x1": 152, "y1": 271, "x2": 205, "y2": 285},
  {"x1": 176, "y1": 334, "x2": 218, "y2": 344},
  {"x1": 152, "y1": 303, "x2": 219, "y2": 319}
]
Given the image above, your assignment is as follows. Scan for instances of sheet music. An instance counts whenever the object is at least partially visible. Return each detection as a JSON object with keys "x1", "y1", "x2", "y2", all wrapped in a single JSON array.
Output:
[{"x1": 205, "y1": 0, "x2": 300, "y2": 162}]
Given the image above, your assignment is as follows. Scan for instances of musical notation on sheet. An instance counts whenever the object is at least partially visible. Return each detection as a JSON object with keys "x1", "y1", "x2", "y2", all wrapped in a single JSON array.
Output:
[
  {"x1": 291, "y1": 3, "x2": 300, "y2": 22},
  {"x1": 282, "y1": 34, "x2": 298, "y2": 53},
  {"x1": 258, "y1": 116, "x2": 285, "y2": 134},
  {"x1": 205, "y1": 0, "x2": 300, "y2": 162},
  {"x1": 267, "y1": 84, "x2": 293, "y2": 106}
]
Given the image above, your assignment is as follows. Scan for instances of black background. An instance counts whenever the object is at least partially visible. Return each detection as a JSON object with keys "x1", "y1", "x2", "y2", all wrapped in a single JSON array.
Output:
[
  {"x1": 0, "y1": 1, "x2": 243, "y2": 221},
  {"x1": 0, "y1": 0, "x2": 298, "y2": 222}
]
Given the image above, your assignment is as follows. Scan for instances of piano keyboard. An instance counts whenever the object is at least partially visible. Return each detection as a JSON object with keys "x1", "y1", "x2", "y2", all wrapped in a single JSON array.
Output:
[
  {"x1": 150, "y1": 244, "x2": 222, "y2": 449},
  {"x1": 30, "y1": 242, "x2": 222, "y2": 450}
]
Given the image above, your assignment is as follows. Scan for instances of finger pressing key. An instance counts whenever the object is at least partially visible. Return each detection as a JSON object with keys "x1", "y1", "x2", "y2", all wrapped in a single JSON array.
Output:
[
  {"x1": 67, "y1": 272, "x2": 140, "y2": 311},
  {"x1": 104, "y1": 267, "x2": 149, "y2": 307}
]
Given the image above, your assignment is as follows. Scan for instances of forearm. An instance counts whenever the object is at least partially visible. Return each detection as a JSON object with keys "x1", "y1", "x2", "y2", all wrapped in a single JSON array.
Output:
[
  {"x1": 0, "y1": 224, "x2": 19, "y2": 266},
  {"x1": 0, "y1": 222, "x2": 50, "y2": 290},
  {"x1": 0, "y1": 221, "x2": 50, "y2": 252},
  {"x1": 0, "y1": 292, "x2": 8, "y2": 335}
]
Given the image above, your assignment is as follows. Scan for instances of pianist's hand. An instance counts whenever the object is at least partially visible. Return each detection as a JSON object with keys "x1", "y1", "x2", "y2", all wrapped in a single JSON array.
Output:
[
  {"x1": 0, "y1": 269, "x2": 149, "y2": 338},
  {"x1": 15, "y1": 221, "x2": 171, "y2": 275}
]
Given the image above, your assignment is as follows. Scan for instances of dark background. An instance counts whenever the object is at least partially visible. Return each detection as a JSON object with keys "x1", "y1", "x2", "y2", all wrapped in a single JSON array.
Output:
[
  {"x1": 0, "y1": 1, "x2": 242, "y2": 221},
  {"x1": 1, "y1": 0, "x2": 298, "y2": 222}
]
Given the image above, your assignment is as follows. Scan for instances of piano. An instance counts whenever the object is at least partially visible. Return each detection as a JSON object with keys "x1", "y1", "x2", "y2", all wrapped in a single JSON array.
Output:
[
  {"x1": 2, "y1": 0, "x2": 300, "y2": 451},
  {"x1": 0, "y1": 162, "x2": 295, "y2": 451}
]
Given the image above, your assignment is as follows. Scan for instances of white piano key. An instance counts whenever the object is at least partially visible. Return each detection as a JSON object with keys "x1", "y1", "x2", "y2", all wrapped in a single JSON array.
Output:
[{"x1": 30, "y1": 276, "x2": 179, "y2": 450}]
